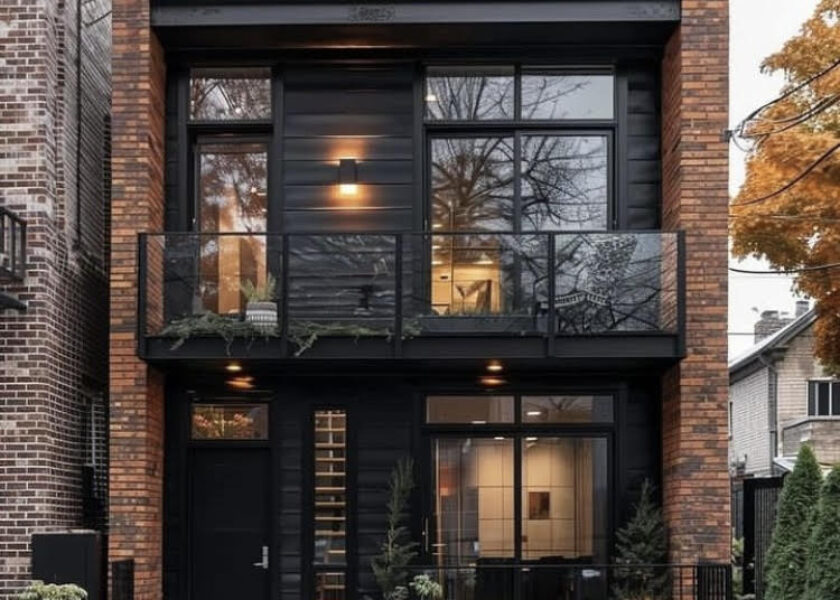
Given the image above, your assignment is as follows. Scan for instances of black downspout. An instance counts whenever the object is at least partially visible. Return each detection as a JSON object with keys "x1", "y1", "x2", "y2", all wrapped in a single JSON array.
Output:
[{"x1": 758, "y1": 355, "x2": 779, "y2": 473}]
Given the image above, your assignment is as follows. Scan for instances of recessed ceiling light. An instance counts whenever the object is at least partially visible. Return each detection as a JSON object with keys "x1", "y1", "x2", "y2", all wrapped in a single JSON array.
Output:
[
  {"x1": 227, "y1": 376, "x2": 254, "y2": 390},
  {"x1": 486, "y1": 360, "x2": 503, "y2": 373},
  {"x1": 526, "y1": 437, "x2": 538, "y2": 442},
  {"x1": 494, "y1": 436, "x2": 506, "y2": 441},
  {"x1": 480, "y1": 376, "x2": 506, "y2": 387},
  {"x1": 425, "y1": 93, "x2": 439, "y2": 103},
  {"x1": 526, "y1": 410, "x2": 543, "y2": 417},
  {"x1": 471, "y1": 420, "x2": 487, "y2": 425},
  {"x1": 225, "y1": 362, "x2": 243, "y2": 373}
]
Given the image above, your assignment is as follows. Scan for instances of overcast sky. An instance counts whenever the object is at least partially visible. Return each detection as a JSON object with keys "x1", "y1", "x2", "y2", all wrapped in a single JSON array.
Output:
[{"x1": 727, "y1": 0, "x2": 819, "y2": 358}]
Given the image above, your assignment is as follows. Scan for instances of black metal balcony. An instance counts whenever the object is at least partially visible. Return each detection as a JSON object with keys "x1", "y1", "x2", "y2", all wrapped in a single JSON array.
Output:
[{"x1": 137, "y1": 231, "x2": 684, "y2": 364}]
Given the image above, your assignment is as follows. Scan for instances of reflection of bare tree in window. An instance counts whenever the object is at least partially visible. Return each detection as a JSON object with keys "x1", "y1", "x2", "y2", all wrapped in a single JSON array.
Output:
[
  {"x1": 521, "y1": 73, "x2": 614, "y2": 120},
  {"x1": 425, "y1": 68, "x2": 514, "y2": 120},
  {"x1": 190, "y1": 68, "x2": 271, "y2": 120},
  {"x1": 521, "y1": 136, "x2": 607, "y2": 231},
  {"x1": 431, "y1": 137, "x2": 515, "y2": 232}
]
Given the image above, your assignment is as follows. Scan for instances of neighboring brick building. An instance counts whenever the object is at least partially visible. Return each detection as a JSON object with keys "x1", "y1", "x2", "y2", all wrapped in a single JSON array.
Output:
[
  {"x1": 110, "y1": 1, "x2": 731, "y2": 599},
  {"x1": 0, "y1": 1, "x2": 111, "y2": 596}
]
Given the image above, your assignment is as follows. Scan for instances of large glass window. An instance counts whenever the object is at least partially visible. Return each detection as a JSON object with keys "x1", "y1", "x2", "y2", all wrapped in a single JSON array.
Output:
[
  {"x1": 427, "y1": 396, "x2": 515, "y2": 424},
  {"x1": 197, "y1": 142, "x2": 268, "y2": 316},
  {"x1": 425, "y1": 66, "x2": 515, "y2": 121}
]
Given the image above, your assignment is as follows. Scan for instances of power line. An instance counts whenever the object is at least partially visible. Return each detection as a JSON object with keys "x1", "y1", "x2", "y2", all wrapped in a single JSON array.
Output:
[
  {"x1": 732, "y1": 57, "x2": 840, "y2": 137},
  {"x1": 729, "y1": 213, "x2": 840, "y2": 224},
  {"x1": 729, "y1": 263, "x2": 840, "y2": 275},
  {"x1": 730, "y1": 141, "x2": 840, "y2": 207}
]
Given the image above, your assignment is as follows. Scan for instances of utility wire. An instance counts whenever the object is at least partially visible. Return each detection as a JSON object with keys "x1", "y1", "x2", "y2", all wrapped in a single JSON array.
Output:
[
  {"x1": 733, "y1": 58, "x2": 840, "y2": 136},
  {"x1": 729, "y1": 213, "x2": 840, "y2": 224},
  {"x1": 729, "y1": 263, "x2": 840, "y2": 275},
  {"x1": 730, "y1": 141, "x2": 840, "y2": 207}
]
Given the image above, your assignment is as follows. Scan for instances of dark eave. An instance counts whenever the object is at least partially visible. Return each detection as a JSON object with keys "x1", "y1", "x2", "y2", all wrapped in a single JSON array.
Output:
[{"x1": 152, "y1": 1, "x2": 680, "y2": 28}]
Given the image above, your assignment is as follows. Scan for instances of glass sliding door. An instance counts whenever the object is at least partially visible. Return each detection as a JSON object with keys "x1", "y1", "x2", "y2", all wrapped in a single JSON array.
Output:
[
  {"x1": 426, "y1": 395, "x2": 613, "y2": 600},
  {"x1": 521, "y1": 437, "x2": 608, "y2": 562}
]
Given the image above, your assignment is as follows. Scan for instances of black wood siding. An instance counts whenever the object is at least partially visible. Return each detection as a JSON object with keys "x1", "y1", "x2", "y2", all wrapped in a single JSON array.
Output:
[
  {"x1": 623, "y1": 61, "x2": 661, "y2": 230},
  {"x1": 282, "y1": 65, "x2": 416, "y2": 232}
]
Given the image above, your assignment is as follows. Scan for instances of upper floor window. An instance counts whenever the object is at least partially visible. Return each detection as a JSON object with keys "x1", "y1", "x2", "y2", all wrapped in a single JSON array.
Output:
[
  {"x1": 190, "y1": 67, "x2": 272, "y2": 121},
  {"x1": 425, "y1": 66, "x2": 615, "y2": 122},
  {"x1": 808, "y1": 380, "x2": 840, "y2": 416},
  {"x1": 425, "y1": 65, "x2": 614, "y2": 236}
]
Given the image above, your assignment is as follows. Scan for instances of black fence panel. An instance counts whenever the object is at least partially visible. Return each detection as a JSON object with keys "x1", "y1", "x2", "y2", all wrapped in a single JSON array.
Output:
[
  {"x1": 742, "y1": 476, "x2": 784, "y2": 599},
  {"x1": 112, "y1": 559, "x2": 134, "y2": 600}
]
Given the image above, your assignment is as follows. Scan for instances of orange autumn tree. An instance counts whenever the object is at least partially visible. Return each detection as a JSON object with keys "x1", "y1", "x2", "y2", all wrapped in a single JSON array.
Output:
[{"x1": 731, "y1": 0, "x2": 840, "y2": 373}]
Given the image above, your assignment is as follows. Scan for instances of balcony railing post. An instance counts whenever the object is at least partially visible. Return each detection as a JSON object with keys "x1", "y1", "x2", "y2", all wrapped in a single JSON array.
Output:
[
  {"x1": 547, "y1": 233, "x2": 557, "y2": 356},
  {"x1": 677, "y1": 230, "x2": 687, "y2": 357},
  {"x1": 280, "y1": 235, "x2": 290, "y2": 358},
  {"x1": 136, "y1": 234, "x2": 147, "y2": 356},
  {"x1": 394, "y1": 234, "x2": 403, "y2": 358}
]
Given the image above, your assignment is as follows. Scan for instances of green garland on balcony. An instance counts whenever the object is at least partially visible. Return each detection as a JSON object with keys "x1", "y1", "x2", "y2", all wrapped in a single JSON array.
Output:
[
  {"x1": 288, "y1": 319, "x2": 421, "y2": 357},
  {"x1": 160, "y1": 312, "x2": 278, "y2": 354}
]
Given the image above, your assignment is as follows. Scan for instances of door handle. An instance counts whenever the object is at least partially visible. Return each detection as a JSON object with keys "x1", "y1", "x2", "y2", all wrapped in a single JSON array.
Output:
[{"x1": 252, "y1": 545, "x2": 269, "y2": 570}]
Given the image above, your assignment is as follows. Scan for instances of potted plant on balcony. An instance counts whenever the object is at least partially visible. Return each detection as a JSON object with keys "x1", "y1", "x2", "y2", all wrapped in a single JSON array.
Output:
[{"x1": 241, "y1": 275, "x2": 278, "y2": 334}]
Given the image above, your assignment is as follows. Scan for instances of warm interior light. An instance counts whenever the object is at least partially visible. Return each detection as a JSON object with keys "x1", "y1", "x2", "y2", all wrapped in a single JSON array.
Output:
[
  {"x1": 471, "y1": 420, "x2": 487, "y2": 425},
  {"x1": 425, "y1": 93, "x2": 439, "y2": 103},
  {"x1": 486, "y1": 360, "x2": 503, "y2": 373},
  {"x1": 526, "y1": 410, "x2": 543, "y2": 417},
  {"x1": 227, "y1": 375, "x2": 255, "y2": 390},
  {"x1": 526, "y1": 436, "x2": 538, "y2": 442},
  {"x1": 225, "y1": 362, "x2": 243, "y2": 373},
  {"x1": 480, "y1": 376, "x2": 506, "y2": 387},
  {"x1": 431, "y1": 259, "x2": 444, "y2": 266},
  {"x1": 475, "y1": 252, "x2": 494, "y2": 265},
  {"x1": 494, "y1": 436, "x2": 506, "y2": 441},
  {"x1": 338, "y1": 183, "x2": 359, "y2": 196},
  {"x1": 432, "y1": 223, "x2": 443, "y2": 229}
]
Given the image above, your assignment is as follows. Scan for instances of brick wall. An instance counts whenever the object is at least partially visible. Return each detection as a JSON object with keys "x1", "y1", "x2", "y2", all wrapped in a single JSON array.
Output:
[
  {"x1": 0, "y1": 0, "x2": 111, "y2": 596},
  {"x1": 109, "y1": 0, "x2": 166, "y2": 597},
  {"x1": 660, "y1": 0, "x2": 731, "y2": 564}
]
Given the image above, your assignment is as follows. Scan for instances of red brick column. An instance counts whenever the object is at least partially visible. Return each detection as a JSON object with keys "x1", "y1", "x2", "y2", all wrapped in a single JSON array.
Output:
[
  {"x1": 660, "y1": 1, "x2": 730, "y2": 565},
  {"x1": 109, "y1": 1, "x2": 166, "y2": 598}
]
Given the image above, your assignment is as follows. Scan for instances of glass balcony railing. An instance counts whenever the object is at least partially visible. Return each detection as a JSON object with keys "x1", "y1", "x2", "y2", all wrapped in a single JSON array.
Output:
[{"x1": 138, "y1": 231, "x2": 683, "y2": 356}]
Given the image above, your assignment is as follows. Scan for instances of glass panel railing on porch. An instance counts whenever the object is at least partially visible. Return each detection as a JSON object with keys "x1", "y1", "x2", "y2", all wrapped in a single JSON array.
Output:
[{"x1": 139, "y1": 231, "x2": 682, "y2": 352}]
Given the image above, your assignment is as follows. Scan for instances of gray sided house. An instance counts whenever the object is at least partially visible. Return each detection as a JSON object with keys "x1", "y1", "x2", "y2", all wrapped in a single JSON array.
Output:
[{"x1": 729, "y1": 306, "x2": 840, "y2": 477}]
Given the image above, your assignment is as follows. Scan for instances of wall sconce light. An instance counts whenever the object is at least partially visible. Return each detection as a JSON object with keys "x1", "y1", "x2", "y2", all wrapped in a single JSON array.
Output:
[{"x1": 338, "y1": 158, "x2": 358, "y2": 196}]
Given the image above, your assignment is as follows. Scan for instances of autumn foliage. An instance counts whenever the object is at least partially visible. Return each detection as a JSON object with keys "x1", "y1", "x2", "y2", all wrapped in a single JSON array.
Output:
[{"x1": 731, "y1": 0, "x2": 840, "y2": 373}]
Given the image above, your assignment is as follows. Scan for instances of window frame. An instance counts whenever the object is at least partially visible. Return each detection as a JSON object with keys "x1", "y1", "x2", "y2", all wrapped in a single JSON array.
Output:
[
  {"x1": 423, "y1": 64, "x2": 618, "y2": 234},
  {"x1": 807, "y1": 379, "x2": 840, "y2": 417}
]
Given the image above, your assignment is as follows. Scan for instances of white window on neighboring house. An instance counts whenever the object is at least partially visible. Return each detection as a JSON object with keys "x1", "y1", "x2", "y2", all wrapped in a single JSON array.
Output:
[{"x1": 807, "y1": 380, "x2": 840, "y2": 416}]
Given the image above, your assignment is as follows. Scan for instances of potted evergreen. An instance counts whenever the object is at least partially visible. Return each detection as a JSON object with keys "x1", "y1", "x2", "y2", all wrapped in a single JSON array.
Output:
[
  {"x1": 612, "y1": 479, "x2": 668, "y2": 600},
  {"x1": 18, "y1": 582, "x2": 87, "y2": 600},
  {"x1": 241, "y1": 275, "x2": 278, "y2": 333}
]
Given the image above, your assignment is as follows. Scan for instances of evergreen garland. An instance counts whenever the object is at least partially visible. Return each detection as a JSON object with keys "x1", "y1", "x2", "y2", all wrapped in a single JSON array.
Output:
[
  {"x1": 612, "y1": 479, "x2": 669, "y2": 600},
  {"x1": 804, "y1": 466, "x2": 840, "y2": 600},
  {"x1": 764, "y1": 444, "x2": 822, "y2": 600}
]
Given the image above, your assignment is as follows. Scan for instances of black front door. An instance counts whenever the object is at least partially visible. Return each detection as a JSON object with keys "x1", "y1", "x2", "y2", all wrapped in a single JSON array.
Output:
[{"x1": 190, "y1": 448, "x2": 270, "y2": 600}]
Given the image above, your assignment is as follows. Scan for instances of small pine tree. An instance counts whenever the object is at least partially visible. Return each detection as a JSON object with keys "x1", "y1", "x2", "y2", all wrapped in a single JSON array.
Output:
[
  {"x1": 764, "y1": 444, "x2": 822, "y2": 600},
  {"x1": 612, "y1": 480, "x2": 668, "y2": 600},
  {"x1": 804, "y1": 466, "x2": 840, "y2": 600},
  {"x1": 371, "y1": 458, "x2": 419, "y2": 600}
]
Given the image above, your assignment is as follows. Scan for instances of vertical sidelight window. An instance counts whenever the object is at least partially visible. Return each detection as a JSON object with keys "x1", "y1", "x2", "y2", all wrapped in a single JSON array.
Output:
[
  {"x1": 197, "y1": 142, "x2": 268, "y2": 316},
  {"x1": 314, "y1": 410, "x2": 347, "y2": 600}
]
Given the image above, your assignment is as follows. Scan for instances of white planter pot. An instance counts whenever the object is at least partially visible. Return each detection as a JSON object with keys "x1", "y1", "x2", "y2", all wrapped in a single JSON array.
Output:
[{"x1": 245, "y1": 301, "x2": 278, "y2": 333}]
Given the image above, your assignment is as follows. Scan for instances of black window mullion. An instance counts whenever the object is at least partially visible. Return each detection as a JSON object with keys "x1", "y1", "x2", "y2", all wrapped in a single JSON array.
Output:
[
  {"x1": 514, "y1": 63, "x2": 522, "y2": 121},
  {"x1": 832, "y1": 382, "x2": 840, "y2": 416},
  {"x1": 513, "y1": 130, "x2": 522, "y2": 233},
  {"x1": 809, "y1": 381, "x2": 816, "y2": 416}
]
